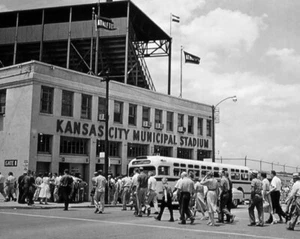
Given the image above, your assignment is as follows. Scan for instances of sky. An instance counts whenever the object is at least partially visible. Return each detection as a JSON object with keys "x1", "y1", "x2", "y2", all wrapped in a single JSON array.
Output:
[{"x1": 1, "y1": 0, "x2": 300, "y2": 172}]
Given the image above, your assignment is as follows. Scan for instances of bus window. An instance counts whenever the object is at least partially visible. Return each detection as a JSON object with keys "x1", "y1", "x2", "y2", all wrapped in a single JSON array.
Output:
[
  {"x1": 241, "y1": 170, "x2": 244, "y2": 173},
  {"x1": 188, "y1": 164, "x2": 193, "y2": 168},
  {"x1": 231, "y1": 169, "x2": 235, "y2": 172},
  {"x1": 195, "y1": 170, "x2": 200, "y2": 177},
  {"x1": 180, "y1": 164, "x2": 186, "y2": 167},
  {"x1": 207, "y1": 166, "x2": 212, "y2": 170},
  {"x1": 195, "y1": 165, "x2": 199, "y2": 169},
  {"x1": 201, "y1": 170, "x2": 207, "y2": 177},
  {"x1": 213, "y1": 171, "x2": 219, "y2": 178},
  {"x1": 174, "y1": 163, "x2": 179, "y2": 167},
  {"x1": 188, "y1": 170, "x2": 194, "y2": 176},
  {"x1": 142, "y1": 166, "x2": 156, "y2": 176},
  {"x1": 241, "y1": 173, "x2": 249, "y2": 181},
  {"x1": 158, "y1": 166, "x2": 169, "y2": 176},
  {"x1": 231, "y1": 173, "x2": 240, "y2": 180},
  {"x1": 201, "y1": 166, "x2": 206, "y2": 170},
  {"x1": 223, "y1": 168, "x2": 228, "y2": 172},
  {"x1": 214, "y1": 167, "x2": 219, "y2": 171},
  {"x1": 174, "y1": 168, "x2": 180, "y2": 177}
]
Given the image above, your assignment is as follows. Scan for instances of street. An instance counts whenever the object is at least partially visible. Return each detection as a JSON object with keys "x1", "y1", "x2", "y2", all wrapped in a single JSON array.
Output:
[{"x1": 0, "y1": 205, "x2": 299, "y2": 239}]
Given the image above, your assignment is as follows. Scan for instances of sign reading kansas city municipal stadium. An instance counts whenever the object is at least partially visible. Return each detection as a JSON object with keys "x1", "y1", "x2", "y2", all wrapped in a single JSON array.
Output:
[{"x1": 56, "y1": 119, "x2": 210, "y2": 149}]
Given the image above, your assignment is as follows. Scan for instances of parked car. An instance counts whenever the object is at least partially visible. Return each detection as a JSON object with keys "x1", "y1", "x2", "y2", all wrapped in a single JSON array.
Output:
[{"x1": 232, "y1": 188, "x2": 244, "y2": 208}]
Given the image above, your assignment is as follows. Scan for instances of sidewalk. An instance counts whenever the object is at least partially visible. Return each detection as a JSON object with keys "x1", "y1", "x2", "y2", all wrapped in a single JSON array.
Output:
[{"x1": 0, "y1": 199, "x2": 121, "y2": 210}]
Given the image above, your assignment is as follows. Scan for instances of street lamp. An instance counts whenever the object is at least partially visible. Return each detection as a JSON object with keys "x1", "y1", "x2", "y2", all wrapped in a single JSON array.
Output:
[{"x1": 212, "y1": 96, "x2": 237, "y2": 162}]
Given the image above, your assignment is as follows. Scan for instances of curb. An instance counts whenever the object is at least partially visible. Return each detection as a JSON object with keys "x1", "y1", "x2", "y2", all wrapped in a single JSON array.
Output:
[{"x1": 0, "y1": 203, "x2": 123, "y2": 210}]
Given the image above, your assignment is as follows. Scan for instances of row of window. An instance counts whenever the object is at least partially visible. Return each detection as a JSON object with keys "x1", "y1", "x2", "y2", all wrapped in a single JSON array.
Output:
[
  {"x1": 158, "y1": 165, "x2": 249, "y2": 181},
  {"x1": 38, "y1": 134, "x2": 211, "y2": 160},
  {"x1": 40, "y1": 86, "x2": 212, "y2": 136}
]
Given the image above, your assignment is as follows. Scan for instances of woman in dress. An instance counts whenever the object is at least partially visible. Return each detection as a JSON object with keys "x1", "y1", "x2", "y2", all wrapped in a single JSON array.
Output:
[
  {"x1": 200, "y1": 171, "x2": 219, "y2": 226},
  {"x1": 33, "y1": 173, "x2": 43, "y2": 201},
  {"x1": 39, "y1": 172, "x2": 51, "y2": 205},
  {"x1": 194, "y1": 177, "x2": 208, "y2": 220}
]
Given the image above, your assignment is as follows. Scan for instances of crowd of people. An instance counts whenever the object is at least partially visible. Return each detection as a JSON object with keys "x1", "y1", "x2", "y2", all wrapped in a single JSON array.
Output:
[
  {"x1": 248, "y1": 170, "x2": 300, "y2": 231},
  {"x1": 90, "y1": 167, "x2": 235, "y2": 226},
  {"x1": 1, "y1": 167, "x2": 300, "y2": 231},
  {"x1": 0, "y1": 170, "x2": 87, "y2": 208},
  {"x1": 90, "y1": 167, "x2": 299, "y2": 231}
]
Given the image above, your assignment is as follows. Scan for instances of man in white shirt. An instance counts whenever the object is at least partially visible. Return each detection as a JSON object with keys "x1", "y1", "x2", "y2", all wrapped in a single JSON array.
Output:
[
  {"x1": 269, "y1": 170, "x2": 286, "y2": 223},
  {"x1": 94, "y1": 170, "x2": 107, "y2": 214},
  {"x1": 146, "y1": 171, "x2": 159, "y2": 216}
]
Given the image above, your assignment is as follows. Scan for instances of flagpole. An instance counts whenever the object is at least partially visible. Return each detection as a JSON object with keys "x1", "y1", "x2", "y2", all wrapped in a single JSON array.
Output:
[
  {"x1": 95, "y1": 0, "x2": 100, "y2": 75},
  {"x1": 170, "y1": 13, "x2": 172, "y2": 36},
  {"x1": 89, "y1": 7, "x2": 95, "y2": 74},
  {"x1": 180, "y1": 46, "x2": 183, "y2": 98}
]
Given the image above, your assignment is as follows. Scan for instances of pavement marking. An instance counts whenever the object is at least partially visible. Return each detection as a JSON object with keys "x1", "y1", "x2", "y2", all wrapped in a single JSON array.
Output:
[{"x1": 0, "y1": 211, "x2": 288, "y2": 239}]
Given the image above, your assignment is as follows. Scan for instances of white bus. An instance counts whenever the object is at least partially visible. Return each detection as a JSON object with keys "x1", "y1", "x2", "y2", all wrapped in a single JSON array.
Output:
[{"x1": 128, "y1": 155, "x2": 251, "y2": 206}]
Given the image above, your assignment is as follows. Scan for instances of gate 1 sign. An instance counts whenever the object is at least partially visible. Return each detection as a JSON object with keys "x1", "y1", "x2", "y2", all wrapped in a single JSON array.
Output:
[{"x1": 4, "y1": 159, "x2": 18, "y2": 167}]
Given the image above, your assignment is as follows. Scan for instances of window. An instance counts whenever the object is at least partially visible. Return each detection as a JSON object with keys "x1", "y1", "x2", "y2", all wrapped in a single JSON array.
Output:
[
  {"x1": 127, "y1": 143, "x2": 148, "y2": 157},
  {"x1": 142, "y1": 107, "x2": 150, "y2": 122},
  {"x1": 114, "y1": 101, "x2": 123, "y2": 124},
  {"x1": 197, "y1": 117, "x2": 203, "y2": 136},
  {"x1": 40, "y1": 86, "x2": 53, "y2": 114},
  {"x1": 128, "y1": 104, "x2": 137, "y2": 126},
  {"x1": 206, "y1": 119, "x2": 212, "y2": 136},
  {"x1": 166, "y1": 111, "x2": 173, "y2": 131},
  {"x1": 155, "y1": 109, "x2": 162, "y2": 124},
  {"x1": 61, "y1": 90, "x2": 73, "y2": 117},
  {"x1": 178, "y1": 113, "x2": 184, "y2": 127},
  {"x1": 60, "y1": 136, "x2": 89, "y2": 155},
  {"x1": 154, "y1": 145, "x2": 172, "y2": 157},
  {"x1": 0, "y1": 89, "x2": 6, "y2": 116},
  {"x1": 188, "y1": 116, "x2": 194, "y2": 134},
  {"x1": 177, "y1": 148, "x2": 192, "y2": 159},
  {"x1": 98, "y1": 97, "x2": 106, "y2": 121},
  {"x1": 37, "y1": 134, "x2": 52, "y2": 154},
  {"x1": 158, "y1": 166, "x2": 169, "y2": 176},
  {"x1": 96, "y1": 140, "x2": 120, "y2": 157},
  {"x1": 81, "y1": 94, "x2": 92, "y2": 119},
  {"x1": 197, "y1": 150, "x2": 211, "y2": 161}
]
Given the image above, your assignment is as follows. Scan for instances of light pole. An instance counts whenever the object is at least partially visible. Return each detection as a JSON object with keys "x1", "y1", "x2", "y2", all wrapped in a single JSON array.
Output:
[
  {"x1": 101, "y1": 68, "x2": 110, "y2": 204},
  {"x1": 212, "y1": 96, "x2": 237, "y2": 162}
]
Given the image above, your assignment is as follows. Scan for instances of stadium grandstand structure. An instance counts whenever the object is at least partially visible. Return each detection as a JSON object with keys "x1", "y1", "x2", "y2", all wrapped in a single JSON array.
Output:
[{"x1": 0, "y1": 1, "x2": 172, "y2": 92}]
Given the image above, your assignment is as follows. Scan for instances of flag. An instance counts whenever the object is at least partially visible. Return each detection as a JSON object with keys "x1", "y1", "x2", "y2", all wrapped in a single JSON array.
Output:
[
  {"x1": 184, "y1": 51, "x2": 200, "y2": 64},
  {"x1": 95, "y1": 14, "x2": 116, "y2": 31},
  {"x1": 171, "y1": 14, "x2": 180, "y2": 23}
]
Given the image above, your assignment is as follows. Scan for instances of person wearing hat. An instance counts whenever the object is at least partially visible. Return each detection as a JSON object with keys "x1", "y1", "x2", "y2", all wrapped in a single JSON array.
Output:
[
  {"x1": 285, "y1": 172, "x2": 300, "y2": 230},
  {"x1": 200, "y1": 171, "x2": 219, "y2": 226},
  {"x1": 248, "y1": 170, "x2": 264, "y2": 227}
]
